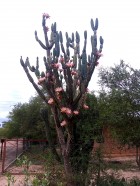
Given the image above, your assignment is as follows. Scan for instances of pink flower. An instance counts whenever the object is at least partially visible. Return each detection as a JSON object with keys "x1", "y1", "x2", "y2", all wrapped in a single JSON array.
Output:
[
  {"x1": 66, "y1": 62, "x2": 74, "y2": 68},
  {"x1": 55, "y1": 87, "x2": 63, "y2": 92},
  {"x1": 43, "y1": 13, "x2": 50, "y2": 19},
  {"x1": 38, "y1": 77, "x2": 46, "y2": 85},
  {"x1": 60, "y1": 120, "x2": 67, "y2": 127},
  {"x1": 61, "y1": 107, "x2": 67, "y2": 113},
  {"x1": 86, "y1": 88, "x2": 89, "y2": 93},
  {"x1": 65, "y1": 108, "x2": 72, "y2": 115},
  {"x1": 96, "y1": 52, "x2": 103, "y2": 57},
  {"x1": 57, "y1": 95, "x2": 62, "y2": 101},
  {"x1": 52, "y1": 75, "x2": 55, "y2": 80},
  {"x1": 60, "y1": 107, "x2": 72, "y2": 115},
  {"x1": 77, "y1": 80, "x2": 80, "y2": 86},
  {"x1": 73, "y1": 110, "x2": 79, "y2": 115},
  {"x1": 45, "y1": 26, "x2": 49, "y2": 32},
  {"x1": 45, "y1": 72, "x2": 50, "y2": 78},
  {"x1": 95, "y1": 61, "x2": 99, "y2": 66},
  {"x1": 71, "y1": 71, "x2": 77, "y2": 76},
  {"x1": 83, "y1": 104, "x2": 89, "y2": 110},
  {"x1": 59, "y1": 69, "x2": 63, "y2": 73},
  {"x1": 60, "y1": 57, "x2": 64, "y2": 63},
  {"x1": 48, "y1": 98, "x2": 54, "y2": 105},
  {"x1": 70, "y1": 62, "x2": 74, "y2": 67},
  {"x1": 53, "y1": 63, "x2": 60, "y2": 68}
]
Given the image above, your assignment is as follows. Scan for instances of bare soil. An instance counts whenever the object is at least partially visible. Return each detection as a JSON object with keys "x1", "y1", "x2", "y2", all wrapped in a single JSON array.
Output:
[
  {"x1": 0, "y1": 157, "x2": 140, "y2": 185},
  {"x1": 0, "y1": 164, "x2": 45, "y2": 186},
  {"x1": 104, "y1": 156, "x2": 140, "y2": 181}
]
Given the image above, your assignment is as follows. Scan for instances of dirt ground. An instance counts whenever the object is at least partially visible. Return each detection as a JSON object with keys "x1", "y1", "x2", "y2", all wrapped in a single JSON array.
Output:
[
  {"x1": 0, "y1": 157, "x2": 140, "y2": 185},
  {"x1": 0, "y1": 164, "x2": 45, "y2": 186}
]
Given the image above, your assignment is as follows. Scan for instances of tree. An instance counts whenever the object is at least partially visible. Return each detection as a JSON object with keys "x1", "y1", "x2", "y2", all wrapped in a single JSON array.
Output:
[
  {"x1": 2, "y1": 96, "x2": 47, "y2": 139},
  {"x1": 98, "y1": 61, "x2": 140, "y2": 168},
  {"x1": 20, "y1": 13, "x2": 104, "y2": 185}
]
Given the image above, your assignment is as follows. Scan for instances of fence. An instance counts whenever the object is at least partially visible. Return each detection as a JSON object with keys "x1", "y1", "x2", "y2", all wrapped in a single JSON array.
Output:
[{"x1": 0, "y1": 139, "x2": 48, "y2": 173}]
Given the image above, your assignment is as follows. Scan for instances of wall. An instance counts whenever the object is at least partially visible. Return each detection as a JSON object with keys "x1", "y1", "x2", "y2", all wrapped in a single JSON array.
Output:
[{"x1": 94, "y1": 127, "x2": 136, "y2": 158}]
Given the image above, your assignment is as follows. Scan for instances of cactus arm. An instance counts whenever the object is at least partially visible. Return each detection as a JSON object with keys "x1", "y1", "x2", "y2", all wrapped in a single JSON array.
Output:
[
  {"x1": 60, "y1": 43, "x2": 66, "y2": 55},
  {"x1": 99, "y1": 36, "x2": 104, "y2": 53},
  {"x1": 73, "y1": 92, "x2": 82, "y2": 109},
  {"x1": 51, "y1": 106, "x2": 66, "y2": 155},
  {"x1": 35, "y1": 31, "x2": 54, "y2": 50},
  {"x1": 83, "y1": 30, "x2": 87, "y2": 52},
  {"x1": 20, "y1": 57, "x2": 48, "y2": 105},
  {"x1": 42, "y1": 15, "x2": 51, "y2": 57},
  {"x1": 53, "y1": 68, "x2": 62, "y2": 87},
  {"x1": 67, "y1": 68, "x2": 73, "y2": 104},
  {"x1": 25, "y1": 57, "x2": 36, "y2": 72},
  {"x1": 75, "y1": 31, "x2": 80, "y2": 55},
  {"x1": 43, "y1": 26, "x2": 50, "y2": 48},
  {"x1": 59, "y1": 31, "x2": 66, "y2": 55},
  {"x1": 86, "y1": 54, "x2": 101, "y2": 88},
  {"x1": 81, "y1": 50, "x2": 87, "y2": 80}
]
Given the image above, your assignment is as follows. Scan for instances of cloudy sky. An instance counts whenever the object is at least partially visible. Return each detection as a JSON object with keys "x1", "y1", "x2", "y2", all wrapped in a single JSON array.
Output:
[{"x1": 0, "y1": 0, "x2": 140, "y2": 121}]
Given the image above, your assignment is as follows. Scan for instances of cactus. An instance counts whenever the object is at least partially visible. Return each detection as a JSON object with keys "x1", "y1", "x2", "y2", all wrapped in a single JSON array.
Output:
[{"x1": 20, "y1": 13, "x2": 104, "y2": 185}]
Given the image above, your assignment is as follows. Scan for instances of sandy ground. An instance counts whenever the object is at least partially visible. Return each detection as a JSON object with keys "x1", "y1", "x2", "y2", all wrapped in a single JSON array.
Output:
[
  {"x1": 0, "y1": 157, "x2": 140, "y2": 185},
  {"x1": 0, "y1": 164, "x2": 45, "y2": 186},
  {"x1": 0, "y1": 175, "x2": 30, "y2": 186},
  {"x1": 1, "y1": 169, "x2": 140, "y2": 186}
]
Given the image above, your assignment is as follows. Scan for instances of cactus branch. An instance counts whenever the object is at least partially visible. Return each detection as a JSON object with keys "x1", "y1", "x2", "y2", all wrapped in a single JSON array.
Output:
[
  {"x1": 35, "y1": 31, "x2": 54, "y2": 50},
  {"x1": 20, "y1": 57, "x2": 48, "y2": 105}
]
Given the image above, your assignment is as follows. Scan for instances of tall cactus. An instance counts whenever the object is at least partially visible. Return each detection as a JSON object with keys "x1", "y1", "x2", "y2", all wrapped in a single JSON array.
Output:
[{"x1": 20, "y1": 13, "x2": 104, "y2": 185}]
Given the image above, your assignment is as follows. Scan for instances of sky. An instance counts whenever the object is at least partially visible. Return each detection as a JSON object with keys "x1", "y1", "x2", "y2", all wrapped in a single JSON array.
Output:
[{"x1": 0, "y1": 0, "x2": 140, "y2": 121}]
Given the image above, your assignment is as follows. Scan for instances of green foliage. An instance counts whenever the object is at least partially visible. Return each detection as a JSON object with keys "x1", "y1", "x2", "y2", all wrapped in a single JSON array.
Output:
[
  {"x1": 0, "y1": 127, "x2": 7, "y2": 138},
  {"x1": 16, "y1": 150, "x2": 65, "y2": 185},
  {"x1": 75, "y1": 93, "x2": 100, "y2": 143},
  {"x1": 16, "y1": 155, "x2": 32, "y2": 185},
  {"x1": 5, "y1": 172, "x2": 16, "y2": 186},
  {"x1": 2, "y1": 96, "x2": 48, "y2": 139},
  {"x1": 65, "y1": 93, "x2": 104, "y2": 184},
  {"x1": 16, "y1": 155, "x2": 32, "y2": 169},
  {"x1": 32, "y1": 173, "x2": 50, "y2": 186},
  {"x1": 91, "y1": 175, "x2": 140, "y2": 186},
  {"x1": 89, "y1": 148, "x2": 107, "y2": 185},
  {"x1": 98, "y1": 61, "x2": 140, "y2": 147},
  {"x1": 98, "y1": 61, "x2": 140, "y2": 168}
]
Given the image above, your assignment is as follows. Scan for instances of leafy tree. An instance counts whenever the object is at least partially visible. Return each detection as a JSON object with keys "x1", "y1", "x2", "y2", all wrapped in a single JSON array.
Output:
[
  {"x1": 69, "y1": 93, "x2": 101, "y2": 176},
  {"x1": 2, "y1": 96, "x2": 47, "y2": 139},
  {"x1": 20, "y1": 13, "x2": 104, "y2": 185},
  {"x1": 98, "y1": 61, "x2": 140, "y2": 168}
]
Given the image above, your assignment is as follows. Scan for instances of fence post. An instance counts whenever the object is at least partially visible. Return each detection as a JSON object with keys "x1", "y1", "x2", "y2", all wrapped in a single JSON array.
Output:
[
  {"x1": 23, "y1": 138, "x2": 27, "y2": 151},
  {"x1": 23, "y1": 138, "x2": 25, "y2": 151},
  {"x1": 16, "y1": 138, "x2": 18, "y2": 158},
  {"x1": 0, "y1": 139, "x2": 5, "y2": 159},
  {"x1": 2, "y1": 139, "x2": 6, "y2": 173}
]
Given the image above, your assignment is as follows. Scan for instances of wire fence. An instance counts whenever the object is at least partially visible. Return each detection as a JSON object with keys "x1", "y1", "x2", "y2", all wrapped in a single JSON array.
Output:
[{"x1": 0, "y1": 138, "x2": 48, "y2": 173}]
